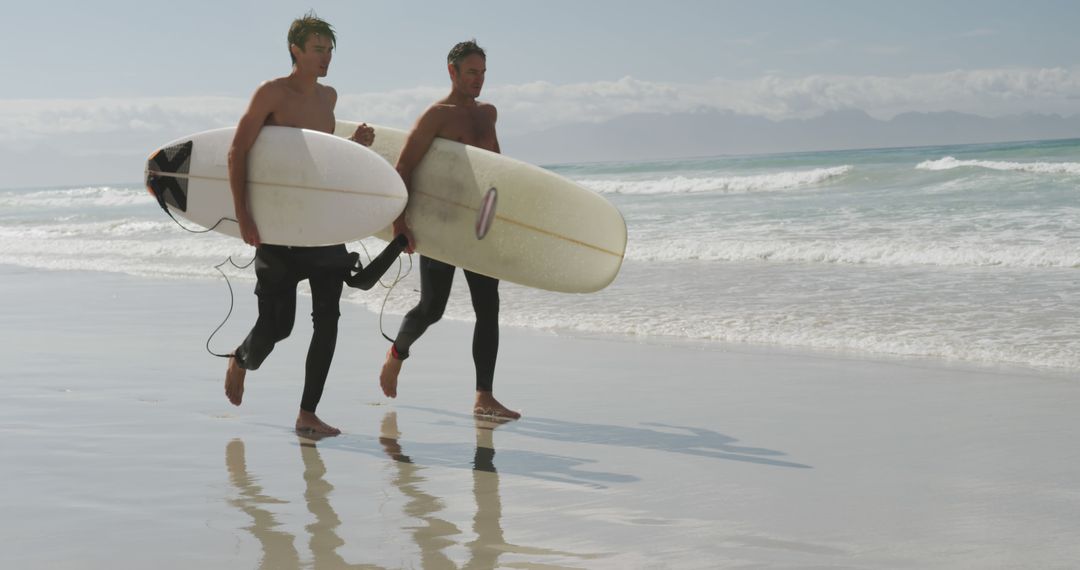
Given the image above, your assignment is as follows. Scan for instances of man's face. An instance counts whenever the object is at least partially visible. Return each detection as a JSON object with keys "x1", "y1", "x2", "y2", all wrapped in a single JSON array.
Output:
[
  {"x1": 293, "y1": 34, "x2": 333, "y2": 77},
  {"x1": 451, "y1": 54, "x2": 486, "y2": 98}
]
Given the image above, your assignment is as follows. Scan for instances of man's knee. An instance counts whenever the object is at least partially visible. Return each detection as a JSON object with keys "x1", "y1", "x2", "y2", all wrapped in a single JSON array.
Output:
[
  {"x1": 271, "y1": 326, "x2": 293, "y2": 343},
  {"x1": 472, "y1": 294, "x2": 499, "y2": 321},
  {"x1": 269, "y1": 313, "x2": 295, "y2": 342},
  {"x1": 253, "y1": 312, "x2": 294, "y2": 344},
  {"x1": 310, "y1": 303, "x2": 341, "y2": 326},
  {"x1": 422, "y1": 303, "x2": 446, "y2": 325}
]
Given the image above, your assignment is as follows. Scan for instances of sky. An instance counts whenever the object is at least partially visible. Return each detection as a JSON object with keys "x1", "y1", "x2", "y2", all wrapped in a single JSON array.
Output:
[{"x1": 3, "y1": 0, "x2": 1080, "y2": 187}]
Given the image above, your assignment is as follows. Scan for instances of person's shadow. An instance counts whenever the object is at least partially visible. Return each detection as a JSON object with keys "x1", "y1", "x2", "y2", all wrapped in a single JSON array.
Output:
[
  {"x1": 404, "y1": 406, "x2": 811, "y2": 469},
  {"x1": 363, "y1": 411, "x2": 639, "y2": 489}
]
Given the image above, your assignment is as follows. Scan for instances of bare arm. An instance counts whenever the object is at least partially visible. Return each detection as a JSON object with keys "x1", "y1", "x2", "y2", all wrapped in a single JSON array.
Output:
[
  {"x1": 228, "y1": 83, "x2": 282, "y2": 247},
  {"x1": 391, "y1": 106, "x2": 444, "y2": 252}
]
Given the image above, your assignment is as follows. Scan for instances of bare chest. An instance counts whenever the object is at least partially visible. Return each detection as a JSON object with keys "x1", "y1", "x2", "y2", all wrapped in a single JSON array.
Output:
[
  {"x1": 438, "y1": 110, "x2": 497, "y2": 151},
  {"x1": 267, "y1": 92, "x2": 335, "y2": 134}
]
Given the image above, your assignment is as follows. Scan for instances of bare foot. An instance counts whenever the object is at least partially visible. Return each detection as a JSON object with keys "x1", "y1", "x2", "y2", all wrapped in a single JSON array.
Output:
[
  {"x1": 295, "y1": 410, "x2": 341, "y2": 436},
  {"x1": 225, "y1": 356, "x2": 246, "y2": 406},
  {"x1": 473, "y1": 392, "x2": 521, "y2": 420},
  {"x1": 379, "y1": 347, "x2": 403, "y2": 398}
]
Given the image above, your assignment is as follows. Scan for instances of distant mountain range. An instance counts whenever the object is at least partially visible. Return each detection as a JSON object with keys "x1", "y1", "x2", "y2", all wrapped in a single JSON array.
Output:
[{"x1": 504, "y1": 109, "x2": 1080, "y2": 164}]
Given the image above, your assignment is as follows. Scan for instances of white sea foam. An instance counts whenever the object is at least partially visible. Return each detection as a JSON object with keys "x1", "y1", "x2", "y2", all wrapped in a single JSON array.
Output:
[
  {"x1": 0, "y1": 186, "x2": 152, "y2": 208},
  {"x1": 0, "y1": 227, "x2": 395, "y2": 281},
  {"x1": 0, "y1": 219, "x2": 196, "y2": 240},
  {"x1": 359, "y1": 271, "x2": 1080, "y2": 372},
  {"x1": 577, "y1": 166, "x2": 853, "y2": 195},
  {"x1": 625, "y1": 237, "x2": 1080, "y2": 268},
  {"x1": 916, "y1": 156, "x2": 1080, "y2": 175},
  {"x1": 4, "y1": 138, "x2": 1079, "y2": 374},
  {"x1": 508, "y1": 309, "x2": 1080, "y2": 371}
]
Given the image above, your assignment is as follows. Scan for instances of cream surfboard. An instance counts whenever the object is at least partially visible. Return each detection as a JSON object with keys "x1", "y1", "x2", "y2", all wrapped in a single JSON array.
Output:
[
  {"x1": 145, "y1": 126, "x2": 407, "y2": 246},
  {"x1": 334, "y1": 121, "x2": 626, "y2": 293}
]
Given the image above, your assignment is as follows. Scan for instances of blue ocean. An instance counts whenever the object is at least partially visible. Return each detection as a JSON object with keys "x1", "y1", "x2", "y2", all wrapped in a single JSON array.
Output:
[{"x1": 3, "y1": 138, "x2": 1078, "y2": 371}]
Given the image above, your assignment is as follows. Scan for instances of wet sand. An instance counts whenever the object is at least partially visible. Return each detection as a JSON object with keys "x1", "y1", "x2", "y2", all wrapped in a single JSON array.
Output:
[{"x1": 3, "y1": 265, "x2": 1080, "y2": 569}]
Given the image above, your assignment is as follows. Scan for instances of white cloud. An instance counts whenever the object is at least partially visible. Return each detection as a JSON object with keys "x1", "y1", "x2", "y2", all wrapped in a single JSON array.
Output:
[
  {"x1": 487, "y1": 67, "x2": 1080, "y2": 132},
  {"x1": 492, "y1": 67, "x2": 1080, "y2": 132},
  {"x1": 604, "y1": 67, "x2": 1080, "y2": 123},
  {"x1": 0, "y1": 97, "x2": 244, "y2": 145},
  {"x1": 336, "y1": 86, "x2": 444, "y2": 131},
  {"x1": 4, "y1": 67, "x2": 1080, "y2": 144},
  {"x1": 4, "y1": 66, "x2": 1080, "y2": 185}
]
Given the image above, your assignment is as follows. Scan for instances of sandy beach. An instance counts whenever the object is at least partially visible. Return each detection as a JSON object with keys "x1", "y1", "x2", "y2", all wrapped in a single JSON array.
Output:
[{"x1": 3, "y1": 264, "x2": 1079, "y2": 569}]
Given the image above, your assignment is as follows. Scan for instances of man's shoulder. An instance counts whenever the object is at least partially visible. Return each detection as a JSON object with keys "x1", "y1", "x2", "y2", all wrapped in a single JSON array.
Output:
[
  {"x1": 252, "y1": 77, "x2": 291, "y2": 100},
  {"x1": 426, "y1": 101, "x2": 455, "y2": 114},
  {"x1": 477, "y1": 100, "x2": 497, "y2": 118},
  {"x1": 260, "y1": 77, "x2": 292, "y2": 90},
  {"x1": 427, "y1": 100, "x2": 497, "y2": 116},
  {"x1": 418, "y1": 102, "x2": 454, "y2": 125}
]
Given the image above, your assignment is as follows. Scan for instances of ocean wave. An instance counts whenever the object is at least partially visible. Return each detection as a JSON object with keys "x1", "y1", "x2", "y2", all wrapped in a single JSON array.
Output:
[
  {"x1": 626, "y1": 238, "x2": 1080, "y2": 268},
  {"x1": 576, "y1": 166, "x2": 853, "y2": 195},
  {"x1": 0, "y1": 229, "x2": 395, "y2": 276},
  {"x1": 519, "y1": 311, "x2": 1080, "y2": 371},
  {"x1": 916, "y1": 156, "x2": 1080, "y2": 175},
  {"x1": 0, "y1": 186, "x2": 151, "y2": 208},
  {"x1": 346, "y1": 280, "x2": 1080, "y2": 371},
  {"x1": 0, "y1": 219, "x2": 186, "y2": 239}
]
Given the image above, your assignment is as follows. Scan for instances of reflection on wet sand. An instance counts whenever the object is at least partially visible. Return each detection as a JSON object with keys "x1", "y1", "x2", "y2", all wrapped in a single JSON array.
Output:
[
  {"x1": 225, "y1": 437, "x2": 384, "y2": 570},
  {"x1": 378, "y1": 414, "x2": 460, "y2": 569},
  {"x1": 226, "y1": 414, "x2": 604, "y2": 569},
  {"x1": 226, "y1": 439, "x2": 302, "y2": 569},
  {"x1": 378, "y1": 411, "x2": 603, "y2": 569},
  {"x1": 464, "y1": 419, "x2": 503, "y2": 570},
  {"x1": 299, "y1": 435, "x2": 383, "y2": 570}
]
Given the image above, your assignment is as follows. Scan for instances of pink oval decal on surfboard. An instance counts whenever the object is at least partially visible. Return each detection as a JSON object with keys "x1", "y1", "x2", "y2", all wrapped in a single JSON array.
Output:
[{"x1": 475, "y1": 187, "x2": 497, "y2": 240}]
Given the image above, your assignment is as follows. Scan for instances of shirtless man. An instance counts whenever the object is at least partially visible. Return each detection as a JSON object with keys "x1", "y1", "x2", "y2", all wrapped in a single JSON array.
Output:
[
  {"x1": 223, "y1": 13, "x2": 376, "y2": 435},
  {"x1": 379, "y1": 40, "x2": 521, "y2": 420}
]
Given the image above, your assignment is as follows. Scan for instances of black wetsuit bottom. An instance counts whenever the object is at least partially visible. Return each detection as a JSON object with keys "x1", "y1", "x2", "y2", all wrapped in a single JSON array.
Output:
[
  {"x1": 233, "y1": 244, "x2": 346, "y2": 413},
  {"x1": 393, "y1": 256, "x2": 500, "y2": 392}
]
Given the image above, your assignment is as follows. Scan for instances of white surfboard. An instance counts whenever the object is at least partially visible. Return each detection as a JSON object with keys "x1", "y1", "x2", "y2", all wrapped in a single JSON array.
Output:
[
  {"x1": 334, "y1": 121, "x2": 626, "y2": 293},
  {"x1": 145, "y1": 126, "x2": 406, "y2": 246}
]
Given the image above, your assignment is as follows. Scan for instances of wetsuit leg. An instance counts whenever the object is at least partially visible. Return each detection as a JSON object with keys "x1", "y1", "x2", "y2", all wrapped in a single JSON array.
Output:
[
  {"x1": 392, "y1": 256, "x2": 455, "y2": 357},
  {"x1": 235, "y1": 245, "x2": 298, "y2": 370},
  {"x1": 299, "y1": 245, "x2": 346, "y2": 413},
  {"x1": 464, "y1": 270, "x2": 500, "y2": 392}
]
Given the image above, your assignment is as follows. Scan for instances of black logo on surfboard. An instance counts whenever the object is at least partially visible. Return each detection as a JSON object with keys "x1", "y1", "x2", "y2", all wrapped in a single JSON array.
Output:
[{"x1": 146, "y1": 141, "x2": 193, "y2": 212}]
